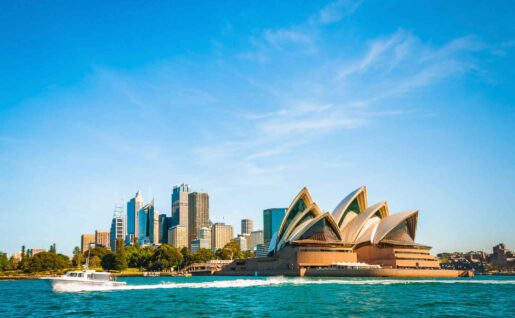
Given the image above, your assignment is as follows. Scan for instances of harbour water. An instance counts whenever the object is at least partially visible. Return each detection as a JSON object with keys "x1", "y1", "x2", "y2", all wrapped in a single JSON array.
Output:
[{"x1": 0, "y1": 276, "x2": 513, "y2": 317}]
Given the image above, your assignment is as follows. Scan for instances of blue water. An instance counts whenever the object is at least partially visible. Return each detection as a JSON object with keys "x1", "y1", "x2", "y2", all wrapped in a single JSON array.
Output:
[{"x1": 0, "y1": 276, "x2": 514, "y2": 317}]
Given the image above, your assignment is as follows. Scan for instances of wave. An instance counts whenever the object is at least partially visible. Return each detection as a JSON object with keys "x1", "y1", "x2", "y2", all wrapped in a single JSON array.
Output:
[{"x1": 53, "y1": 277, "x2": 515, "y2": 293}]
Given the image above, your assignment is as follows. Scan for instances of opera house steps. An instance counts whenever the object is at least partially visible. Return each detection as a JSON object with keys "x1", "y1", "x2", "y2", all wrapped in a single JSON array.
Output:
[{"x1": 216, "y1": 187, "x2": 473, "y2": 278}]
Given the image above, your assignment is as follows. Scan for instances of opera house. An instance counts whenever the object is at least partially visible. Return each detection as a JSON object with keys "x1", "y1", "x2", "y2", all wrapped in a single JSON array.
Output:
[{"x1": 218, "y1": 186, "x2": 472, "y2": 277}]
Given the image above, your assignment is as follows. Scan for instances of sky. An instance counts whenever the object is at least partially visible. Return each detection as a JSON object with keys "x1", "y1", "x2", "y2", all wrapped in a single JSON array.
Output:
[{"x1": 0, "y1": 1, "x2": 514, "y2": 256}]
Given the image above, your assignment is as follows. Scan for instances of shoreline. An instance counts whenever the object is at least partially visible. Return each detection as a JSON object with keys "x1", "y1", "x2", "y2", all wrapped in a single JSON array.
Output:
[{"x1": 1, "y1": 271, "x2": 515, "y2": 281}]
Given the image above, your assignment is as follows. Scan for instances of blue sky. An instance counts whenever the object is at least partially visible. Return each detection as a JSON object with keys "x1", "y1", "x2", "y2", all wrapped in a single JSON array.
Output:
[{"x1": 1, "y1": 1, "x2": 514, "y2": 255}]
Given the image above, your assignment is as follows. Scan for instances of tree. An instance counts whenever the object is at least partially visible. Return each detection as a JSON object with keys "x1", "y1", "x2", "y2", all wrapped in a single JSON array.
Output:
[
  {"x1": 86, "y1": 246, "x2": 111, "y2": 260},
  {"x1": 72, "y1": 246, "x2": 83, "y2": 268},
  {"x1": 216, "y1": 240, "x2": 241, "y2": 260},
  {"x1": 8, "y1": 256, "x2": 19, "y2": 270},
  {"x1": 138, "y1": 247, "x2": 153, "y2": 269},
  {"x1": 215, "y1": 248, "x2": 232, "y2": 260},
  {"x1": 89, "y1": 256, "x2": 101, "y2": 268},
  {"x1": 25, "y1": 251, "x2": 71, "y2": 273},
  {"x1": 0, "y1": 253, "x2": 10, "y2": 271},
  {"x1": 192, "y1": 248, "x2": 215, "y2": 263},
  {"x1": 149, "y1": 244, "x2": 183, "y2": 271},
  {"x1": 125, "y1": 245, "x2": 140, "y2": 268},
  {"x1": 113, "y1": 238, "x2": 127, "y2": 270},
  {"x1": 180, "y1": 247, "x2": 194, "y2": 267},
  {"x1": 49, "y1": 243, "x2": 56, "y2": 253},
  {"x1": 101, "y1": 252, "x2": 116, "y2": 270}
]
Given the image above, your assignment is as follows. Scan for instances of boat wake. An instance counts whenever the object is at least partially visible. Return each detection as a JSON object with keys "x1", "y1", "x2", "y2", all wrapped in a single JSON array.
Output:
[{"x1": 52, "y1": 277, "x2": 515, "y2": 293}]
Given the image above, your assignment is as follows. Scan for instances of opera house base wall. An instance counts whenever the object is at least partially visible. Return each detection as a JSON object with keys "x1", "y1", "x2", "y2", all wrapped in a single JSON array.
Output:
[
  {"x1": 216, "y1": 257, "x2": 473, "y2": 278},
  {"x1": 355, "y1": 245, "x2": 441, "y2": 269},
  {"x1": 216, "y1": 244, "x2": 473, "y2": 278},
  {"x1": 304, "y1": 268, "x2": 473, "y2": 278}
]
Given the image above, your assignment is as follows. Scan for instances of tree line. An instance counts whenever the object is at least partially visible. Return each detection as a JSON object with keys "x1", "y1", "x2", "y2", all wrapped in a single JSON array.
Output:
[{"x1": 1, "y1": 239, "x2": 254, "y2": 273}]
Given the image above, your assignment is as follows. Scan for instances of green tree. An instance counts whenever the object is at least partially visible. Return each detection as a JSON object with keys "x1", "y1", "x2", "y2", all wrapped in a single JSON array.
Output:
[
  {"x1": 89, "y1": 256, "x2": 101, "y2": 268},
  {"x1": 72, "y1": 246, "x2": 83, "y2": 268},
  {"x1": 149, "y1": 244, "x2": 183, "y2": 271},
  {"x1": 0, "y1": 253, "x2": 10, "y2": 271},
  {"x1": 25, "y1": 251, "x2": 71, "y2": 273},
  {"x1": 138, "y1": 247, "x2": 153, "y2": 269},
  {"x1": 113, "y1": 238, "x2": 128, "y2": 270},
  {"x1": 215, "y1": 248, "x2": 232, "y2": 260},
  {"x1": 84, "y1": 246, "x2": 112, "y2": 267},
  {"x1": 49, "y1": 243, "x2": 56, "y2": 253},
  {"x1": 101, "y1": 252, "x2": 116, "y2": 270},
  {"x1": 180, "y1": 246, "x2": 194, "y2": 267},
  {"x1": 215, "y1": 240, "x2": 241, "y2": 260},
  {"x1": 125, "y1": 245, "x2": 140, "y2": 268},
  {"x1": 8, "y1": 256, "x2": 19, "y2": 270},
  {"x1": 192, "y1": 248, "x2": 215, "y2": 263}
]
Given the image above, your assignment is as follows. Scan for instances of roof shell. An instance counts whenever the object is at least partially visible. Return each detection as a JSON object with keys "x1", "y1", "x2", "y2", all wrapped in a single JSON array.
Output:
[
  {"x1": 331, "y1": 186, "x2": 368, "y2": 228},
  {"x1": 341, "y1": 201, "x2": 389, "y2": 243}
]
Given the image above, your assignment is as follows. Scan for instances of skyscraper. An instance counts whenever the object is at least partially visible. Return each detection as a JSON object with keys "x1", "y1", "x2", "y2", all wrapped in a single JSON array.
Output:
[
  {"x1": 235, "y1": 235, "x2": 248, "y2": 251},
  {"x1": 127, "y1": 191, "x2": 144, "y2": 238},
  {"x1": 110, "y1": 205, "x2": 126, "y2": 252},
  {"x1": 81, "y1": 234, "x2": 95, "y2": 253},
  {"x1": 188, "y1": 192, "x2": 209, "y2": 249},
  {"x1": 241, "y1": 219, "x2": 253, "y2": 235},
  {"x1": 137, "y1": 200, "x2": 159, "y2": 245},
  {"x1": 168, "y1": 225, "x2": 188, "y2": 250},
  {"x1": 159, "y1": 214, "x2": 172, "y2": 244},
  {"x1": 249, "y1": 230, "x2": 264, "y2": 250},
  {"x1": 171, "y1": 184, "x2": 190, "y2": 229},
  {"x1": 95, "y1": 230, "x2": 110, "y2": 249},
  {"x1": 211, "y1": 223, "x2": 233, "y2": 250},
  {"x1": 263, "y1": 208, "x2": 287, "y2": 250},
  {"x1": 193, "y1": 226, "x2": 211, "y2": 251}
]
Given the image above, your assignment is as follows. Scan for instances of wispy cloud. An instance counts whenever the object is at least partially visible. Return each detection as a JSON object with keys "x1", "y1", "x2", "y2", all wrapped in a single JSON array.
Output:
[
  {"x1": 312, "y1": 0, "x2": 363, "y2": 25},
  {"x1": 263, "y1": 29, "x2": 312, "y2": 46},
  {"x1": 240, "y1": 0, "x2": 363, "y2": 61}
]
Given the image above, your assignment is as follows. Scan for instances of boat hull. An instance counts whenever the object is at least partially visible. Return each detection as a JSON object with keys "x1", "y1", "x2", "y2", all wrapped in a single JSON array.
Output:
[{"x1": 41, "y1": 278, "x2": 126, "y2": 292}]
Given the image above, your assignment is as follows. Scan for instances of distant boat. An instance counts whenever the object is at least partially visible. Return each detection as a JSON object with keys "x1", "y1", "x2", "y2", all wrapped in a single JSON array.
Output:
[{"x1": 41, "y1": 269, "x2": 126, "y2": 292}]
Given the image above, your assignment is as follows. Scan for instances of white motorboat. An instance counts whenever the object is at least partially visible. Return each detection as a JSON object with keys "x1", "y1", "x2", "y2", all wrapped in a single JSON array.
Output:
[{"x1": 41, "y1": 269, "x2": 126, "y2": 292}]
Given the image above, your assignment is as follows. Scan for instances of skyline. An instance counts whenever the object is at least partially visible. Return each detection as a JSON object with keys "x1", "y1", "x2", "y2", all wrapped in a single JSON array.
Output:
[{"x1": 1, "y1": 1, "x2": 514, "y2": 255}]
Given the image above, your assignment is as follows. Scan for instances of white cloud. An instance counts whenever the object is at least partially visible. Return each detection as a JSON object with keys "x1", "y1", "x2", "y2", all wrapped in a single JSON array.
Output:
[
  {"x1": 264, "y1": 29, "x2": 311, "y2": 46},
  {"x1": 314, "y1": 0, "x2": 363, "y2": 25}
]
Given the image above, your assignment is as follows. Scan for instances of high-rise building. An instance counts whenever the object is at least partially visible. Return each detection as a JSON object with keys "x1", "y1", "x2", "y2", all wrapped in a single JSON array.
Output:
[
  {"x1": 241, "y1": 219, "x2": 253, "y2": 235},
  {"x1": 168, "y1": 225, "x2": 188, "y2": 250},
  {"x1": 188, "y1": 192, "x2": 209, "y2": 249},
  {"x1": 127, "y1": 191, "x2": 144, "y2": 238},
  {"x1": 171, "y1": 184, "x2": 190, "y2": 228},
  {"x1": 263, "y1": 208, "x2": 287, "y2": 250},
  {"x1": 235, "y1": 235, "x2": 249, "y2": 251},
  {"x1": 211, "y1": 223, "x2": 233, "y2": 250},
  {"x1": 95, "y1": 230, "x2": 110, "y2": 249},
  {"x1": 200, "y1": 227, "x2": 211, "y2": 240},
  {"x1": 249, "y1": 230, "x2": 264, "y2": 250},
  {"x1": 190, "y1": 238, "x2": 211, "y2": 253},
  {"x1": 159, "y1": 214, "x2": 172, "y2": 244},
  {"x1": 110, "y1": 206, "x2": 126, "y2": 252},
  {"x1": 137, "y1": 200, "x2": 159, "y2": 245}
]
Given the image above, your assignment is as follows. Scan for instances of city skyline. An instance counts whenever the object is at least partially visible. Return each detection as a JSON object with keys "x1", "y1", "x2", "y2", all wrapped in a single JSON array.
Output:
[{"x1": 1, "y1": 1, "x2": 514, "y2": 255}]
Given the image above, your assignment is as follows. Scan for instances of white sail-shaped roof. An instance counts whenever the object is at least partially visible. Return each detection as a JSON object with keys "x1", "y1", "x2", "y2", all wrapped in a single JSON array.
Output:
[
  {"x1": 276, "y1": 187, "x2": 314, "y2": 246},
  {"x1": 288, "y1": 212, "x2": 343, "y2": 243},
  {"x1": 331, "y1": 186, "x2": 368, "y2": 228},
  {"x1": 276, "y1": 203, "x2": 323, "y2": 251},
  {"x1": 371, "y1": 210, "x2": 418, "y2": 245},
  {"x1": 341, "y1": 201, "x2": 389, "y2": 243}
]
